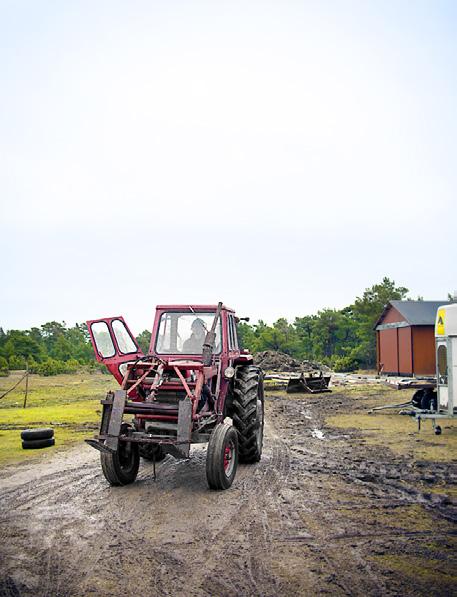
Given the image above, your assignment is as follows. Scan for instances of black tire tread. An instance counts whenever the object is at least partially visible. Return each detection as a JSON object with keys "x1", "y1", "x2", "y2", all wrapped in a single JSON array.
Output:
[
  {"x1": 206, "y1": 423, "x2": 238, "y2": 490},
  {"x1": 100, "y1": 442, "x2": 139, "y2": 486},
  {"x1": 232, "y1": 365, "x2": 264, "y2": 463},
  {"x1": 22, "y1": 438, "x2": 55, "y2": 450},
  {"x1": 21, "y1": 428, "x2": 54, "y2": 441}
]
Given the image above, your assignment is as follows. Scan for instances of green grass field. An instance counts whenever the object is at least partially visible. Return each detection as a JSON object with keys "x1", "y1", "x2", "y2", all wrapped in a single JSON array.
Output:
[{"x1": 0, "y1": 370, "x2": 113, "y2": 466}]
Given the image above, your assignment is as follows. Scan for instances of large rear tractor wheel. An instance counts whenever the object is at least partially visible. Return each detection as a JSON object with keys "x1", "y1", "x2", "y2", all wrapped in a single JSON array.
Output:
[
  {"x1": 233, "y1": 365, "x2": 264, "y2": 463},
  {"x1": 101, "y1": 427, "x2": 139, "y2": 486},
  {"x1": 206, "y1": 423, "x2": 238, "y2": 490}
]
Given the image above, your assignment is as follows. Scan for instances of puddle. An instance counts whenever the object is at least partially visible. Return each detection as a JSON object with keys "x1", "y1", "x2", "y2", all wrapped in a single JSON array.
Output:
[{"x1": 311, "y1": 429, "x2": 325, "y2": 440}]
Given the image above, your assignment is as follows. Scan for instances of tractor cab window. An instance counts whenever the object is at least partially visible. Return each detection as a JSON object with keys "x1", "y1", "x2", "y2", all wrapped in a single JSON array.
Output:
[
  {"x1": 156, "y1": 312, "x2": 222, "y2": 355},
  {"x1": 228, "y1": 315, "x2": 238, "y2": 351},
  {"x1": 91, "y1": 321, "x2": 116, "y2": 358},
  {"x1": 112, "y1": 319, "x2": 138, "y2": 354},
  {"x1": 437, "y1": 344, "x2": 448, "y2": 385}
]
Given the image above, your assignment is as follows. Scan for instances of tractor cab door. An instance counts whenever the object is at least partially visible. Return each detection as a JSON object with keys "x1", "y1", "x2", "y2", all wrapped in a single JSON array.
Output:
[{"x1": 86, "y1": 317, "x2": 144, "y2": 385}]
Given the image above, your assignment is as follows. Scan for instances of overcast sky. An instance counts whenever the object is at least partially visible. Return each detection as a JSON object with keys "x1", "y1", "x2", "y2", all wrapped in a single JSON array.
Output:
[{"x1": 1, "y1": 0, "x2": 456, "y2": 335}]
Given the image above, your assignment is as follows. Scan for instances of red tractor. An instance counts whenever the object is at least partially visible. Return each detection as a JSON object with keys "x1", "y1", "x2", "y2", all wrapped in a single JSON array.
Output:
[{"x1": 86, "y1": 302, "x2": 264, "y2": 490}]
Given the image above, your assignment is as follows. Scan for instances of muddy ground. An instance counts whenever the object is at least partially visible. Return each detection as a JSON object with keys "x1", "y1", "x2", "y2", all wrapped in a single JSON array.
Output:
[{"x1": 0, "y1": 389, "x2": 456, "y2": 597}]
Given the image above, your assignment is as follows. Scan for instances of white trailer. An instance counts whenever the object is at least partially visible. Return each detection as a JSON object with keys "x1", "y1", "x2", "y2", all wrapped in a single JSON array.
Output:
[{"x1": 416, "y1": 302, "x2": 457, "y2": 434}]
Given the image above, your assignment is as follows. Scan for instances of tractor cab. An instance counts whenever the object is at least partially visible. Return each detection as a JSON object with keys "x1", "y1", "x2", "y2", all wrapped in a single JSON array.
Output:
[
  {"x1": 153, "y1": 309, "x2": 222, "y2": 355},
  {"x1": 87, "y1": 304, "x2": 249, "y2": 390},
  {"x1": 85, "y1": 302, "x2": 264, "y2": 490}
]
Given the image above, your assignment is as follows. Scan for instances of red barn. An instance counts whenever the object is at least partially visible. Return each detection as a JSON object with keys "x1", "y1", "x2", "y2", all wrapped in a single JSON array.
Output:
[{"x1": 375, "y1": 300, "x2": 449, "y2": 377}]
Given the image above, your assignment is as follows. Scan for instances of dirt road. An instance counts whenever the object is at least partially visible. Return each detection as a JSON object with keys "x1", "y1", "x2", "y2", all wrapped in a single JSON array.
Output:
[{"x1": 1, "y1": 392, "x2": 456, "y2": 596}]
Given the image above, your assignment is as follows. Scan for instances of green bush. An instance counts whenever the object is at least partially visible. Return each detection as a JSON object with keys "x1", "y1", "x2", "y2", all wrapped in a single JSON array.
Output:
[
  {"x1": 26, "y1": 357, "x2": 38, "y2": 373},
  {"x1": 331, "y1": 355, "x2": 359, "y2": 373},
  {"x1": 0, "y1": 356, "x2": 9, "y2": 376},
  {"x1": 86, "y1": 360, "x2": 107, "y2": 373},
  {"x1": 35, "y1": 357, "x2": 84, "y2": 376},
  {"x1": 64, "y1": 358, "x2": 81, "y2": 373},
  {"x1": 36, "y1": 358, "x2": 66, "y2": 376},
  {"x1": 8, "y1": 355, "x2": 26, "y2": 370}
]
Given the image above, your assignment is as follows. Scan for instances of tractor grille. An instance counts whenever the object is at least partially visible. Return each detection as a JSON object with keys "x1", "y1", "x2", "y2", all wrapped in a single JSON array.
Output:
[{"x1": 154, "y1": 390, "x2": 186, "y2": 404}]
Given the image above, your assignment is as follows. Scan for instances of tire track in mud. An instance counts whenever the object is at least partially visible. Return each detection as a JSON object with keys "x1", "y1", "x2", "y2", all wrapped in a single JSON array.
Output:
[
  {"x1": 1, "y1": 394, "x2": 456, "y2": 597},
  {"x1": 96, "y1": 425, "x2": 293, "y2": 597},
  {"x1": 0, "y1": 452, "x2": 107, "y2": 596},
  {"x1": 265, "y1": 406, "x2": 391, "y2": 597},
  {"x1": 0, "y1": 449, "x2": 193, "y2": 596},
  {"x1": 80, "y1": 425, "x2": 291, "y2": 597},
  {"x1": 0, "y1": 419, "x2": 379, "y2": 596},
  {"x1": 269, "y1": 394, "x2": 457, "y2": 596},
  {"x1": 193, "y1": 424, "x2": 291, "y2": 597}
]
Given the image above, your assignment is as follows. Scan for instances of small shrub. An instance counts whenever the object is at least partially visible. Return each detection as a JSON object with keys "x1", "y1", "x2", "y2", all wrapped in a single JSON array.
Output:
[
  {"x1": 26, "y1": 358, "x2": 39, "y2": 373},
  {"x1": 35, "y1": 358, "x2": 85, "y2": 376},
  {"x1": 8, "y1": 355, "x2": 26, "y2": 370},
  {"x1": 331, "y1": 355, "x2": 359, "y2": 373},
  {"x1": 36, "y1": 358, "x2": 66, "y2": 376},
  {"x1": 64, "y1": 358, "x2": 81, "y2": 373},
  {"x1": 0, "y1": 356, "x2": 9, "y2": 377},
  {"x1": 87, "y1": 360, "x2": 106, "y2": 373}
]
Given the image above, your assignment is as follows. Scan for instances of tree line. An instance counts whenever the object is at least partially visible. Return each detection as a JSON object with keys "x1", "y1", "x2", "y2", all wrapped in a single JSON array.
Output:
[
  {"x1": 238, "y1": 277, "x2": 409, "y2": 371},
  {"x1": 0, "y1": 322, "x2": 95, "y2": 376},
  {"x1": 0, "y1": 278, "x2": 409, "y2": 376}
]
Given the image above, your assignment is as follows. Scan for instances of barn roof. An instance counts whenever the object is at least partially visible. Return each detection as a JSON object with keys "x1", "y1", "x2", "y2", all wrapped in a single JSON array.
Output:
[{"x1": 375, "y1": 300, "x2": 449, "y2": 329}]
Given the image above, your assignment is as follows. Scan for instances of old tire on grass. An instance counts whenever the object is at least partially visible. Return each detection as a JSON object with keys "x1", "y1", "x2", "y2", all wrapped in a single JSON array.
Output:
[
  {"x1": 21, "y1": 428, "x2": 54, "y2": 441},
  {"x1": 206, "y1": 423, "x2": 238, "y2": 490},
  {"x1": 22, "y1": 438, "x2": 55, "y2": 450},
  {"x1": 101, "y1": 440, "x2": 139, "y2": 486},
  {"x1": 233, "y1": 365, "x2": 264, "y2": 463},
  {"x1": 139, "y1": 444, "x2": 166, "y2": 462}
]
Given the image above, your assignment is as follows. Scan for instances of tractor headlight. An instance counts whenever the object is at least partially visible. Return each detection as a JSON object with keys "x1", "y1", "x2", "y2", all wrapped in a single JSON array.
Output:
[{"x1": 224, "y1": 366, "x2": 235, "y2": 379}]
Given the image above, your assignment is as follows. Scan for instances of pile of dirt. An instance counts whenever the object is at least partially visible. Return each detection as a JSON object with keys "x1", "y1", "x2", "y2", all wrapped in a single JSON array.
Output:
[
  {"x1": 254, "y1": 350, "x2": 301, "y2": 371},
  {"x1": 254, "y1": 350, "x2": 329, "y2": 372},
  {"x1": 301, "y1": 360, "x2": 331, "y2": 373}
]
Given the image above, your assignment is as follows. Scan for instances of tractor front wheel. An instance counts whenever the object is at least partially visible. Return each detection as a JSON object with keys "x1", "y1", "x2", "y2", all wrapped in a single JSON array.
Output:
[
  {"x1": 206, "y1": 423, "x2": 238, "y2": 490},
  {"x1": 101, "y1": 435, "x2": 139, "y2": 486}
]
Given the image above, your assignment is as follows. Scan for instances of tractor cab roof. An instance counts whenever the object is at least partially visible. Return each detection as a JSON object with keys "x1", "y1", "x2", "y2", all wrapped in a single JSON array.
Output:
[{"x1": 155, "y1": 304, "x2": 235, "y2": 313}]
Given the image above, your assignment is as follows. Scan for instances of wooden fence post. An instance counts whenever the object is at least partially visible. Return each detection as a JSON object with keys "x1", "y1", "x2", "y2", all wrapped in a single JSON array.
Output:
[{"x1": 23, "y1": 361, "x2": 29, "y2": 409}]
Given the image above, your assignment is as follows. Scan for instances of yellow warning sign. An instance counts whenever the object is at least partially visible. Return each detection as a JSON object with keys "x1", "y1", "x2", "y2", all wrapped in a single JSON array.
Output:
[{"x1": 436, "y1": 308, "x2": 446, "y2": 335}]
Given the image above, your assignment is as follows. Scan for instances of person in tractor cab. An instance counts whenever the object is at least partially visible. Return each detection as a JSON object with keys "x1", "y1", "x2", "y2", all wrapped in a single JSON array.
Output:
[
  {"x1": 183, "y1": 317, "x2": 206, "y2": 354},
  {"x1": 183, "y1": 317, "x2": 216, "y2": 412}
]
